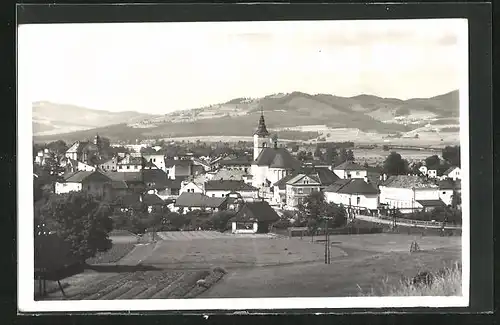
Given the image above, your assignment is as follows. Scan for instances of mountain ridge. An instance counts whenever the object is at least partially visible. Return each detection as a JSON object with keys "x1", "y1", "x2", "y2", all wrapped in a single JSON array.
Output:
[{"x1": 32, "y1": 90, "x2": 459, "y2": 143}]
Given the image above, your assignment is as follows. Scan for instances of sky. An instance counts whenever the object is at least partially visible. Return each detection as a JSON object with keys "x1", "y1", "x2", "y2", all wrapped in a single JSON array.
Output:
[{"x1": 18, "y1": 19, "x2": 467, "y2": 115}]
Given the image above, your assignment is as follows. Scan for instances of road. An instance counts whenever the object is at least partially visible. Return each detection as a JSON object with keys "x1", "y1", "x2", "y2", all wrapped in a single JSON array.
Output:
[{"x1": 354, "y1": 214, "x2": 462, "y2": 230}]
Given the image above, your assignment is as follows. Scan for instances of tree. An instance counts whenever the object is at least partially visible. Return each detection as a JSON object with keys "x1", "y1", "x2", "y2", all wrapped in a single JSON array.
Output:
[
  {"x1": 346, "y1": 149, "x2": 355, "y2": 162},
  {"x1": 424, "y1": 155, "x2": 440, "y2": 167},
  {"x1": 40, "y1": 192, "x2": 113, "y2": 262},
  {"x1": 410, "y1": 161, "x2": 424, "y2": 175},
  {"x1": 42, "y1": 152, "x2": 65, "y2": 178},
  {"x1": 363, "y1": 161, "x2": 369, "y2": 168},
  {"x1": 46, "y1": 140, "x2": 68, "y2": 156},
  {"x1": 383, "y1": 152, "x2": 409, "y2": 176},
  {"x1": 324, "y1": 146, "x2": 338, "y2": 165},
  {"x1": 325, "y1": 202, "x2": 347, "y2": 228},
  {"x1": 451, "y1": 190, "x2": 462, "y2": 209},
  {"x1": 297, "y1": 151, "x2": 308, "y2": 161},
  {"x1": 306, "y1": 151, "x2": 313, "y2": 160},
  {"x1": 297, "y1": 191, "x2": 327, "y2": 242},
  {"x1": 442, "y1": 145, "x2": 460, "y2": 166},
  {"x1": 314, "y1": 146, "x2": 322, "y2": 159},
  {"x1": 337, "y1": 148, "x2": 349, "y2": 164}
]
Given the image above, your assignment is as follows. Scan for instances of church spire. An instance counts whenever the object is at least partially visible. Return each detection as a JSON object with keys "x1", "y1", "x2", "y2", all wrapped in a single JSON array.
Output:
[{"x1": 254, "y1": 106, "x2": 270, "y2": 136}]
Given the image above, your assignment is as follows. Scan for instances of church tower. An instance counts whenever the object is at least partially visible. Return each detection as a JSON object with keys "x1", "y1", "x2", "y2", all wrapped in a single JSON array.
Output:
[{"x1": 253, "y1": 107, "x2": 270, "y2": 160}]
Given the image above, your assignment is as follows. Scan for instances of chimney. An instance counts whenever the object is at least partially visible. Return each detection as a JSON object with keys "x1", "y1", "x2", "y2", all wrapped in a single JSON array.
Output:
[
  {"x1": 379, "y1": 174, "x2": 383, "y2": 181},
  {"x1": 383, "y1": 173, "x2": 388, "y2": 181}
]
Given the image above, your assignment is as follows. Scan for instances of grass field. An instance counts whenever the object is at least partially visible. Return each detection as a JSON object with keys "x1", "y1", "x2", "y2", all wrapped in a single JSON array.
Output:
[
  {"x1": 141, "y1": 232, "x2": 347, "y2": 269},
  {"x1": 201, "y1": 246, "x2": 461, "y2": 298},
  {"x1": 41, "y1": 232, "x2": 461, "y2": 300}
]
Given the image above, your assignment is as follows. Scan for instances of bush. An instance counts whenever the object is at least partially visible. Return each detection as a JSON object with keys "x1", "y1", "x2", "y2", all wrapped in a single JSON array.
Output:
[{"x1": 272, "y1": 219, "x2": 291, "y2": 229}]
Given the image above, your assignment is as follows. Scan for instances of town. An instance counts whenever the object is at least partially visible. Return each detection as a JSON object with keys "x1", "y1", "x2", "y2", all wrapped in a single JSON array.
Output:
[{"x1": 33, "y1": 110, "x2": 462, "y2": 300}]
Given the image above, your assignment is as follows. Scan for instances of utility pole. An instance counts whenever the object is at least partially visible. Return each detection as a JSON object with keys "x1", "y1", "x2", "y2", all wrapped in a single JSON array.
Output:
[{"x1": 324, "y1": 217, "x2": 331, "y2": 264}]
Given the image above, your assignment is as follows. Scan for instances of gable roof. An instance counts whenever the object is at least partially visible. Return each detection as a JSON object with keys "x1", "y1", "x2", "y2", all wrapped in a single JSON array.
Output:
[
  {"x1": 273, "y1": 172, "x2": 299, "y2": 189},
  {"x1": 443, "y1": 166, "x2": 460, "y2": 175},
  {"x1": 254, "y1": 147, "x2": 301, "y2": 170},
  {"x1": 105, "y1": 171, "x2": 143, "y2": 183},
  {"x1": 438, "y1": 179, "x2": 458, "y2": 190},
  {"x1": 219, "y1": 156, "x2": 253, "y2": 166},
  {"x1": 205, "y1": 180, "x2": 258, "y2": 191},
  {"x1": 142, "y1": 169, "x2": 169, "y2": 188},
  {"x1": 314, "y1": 167, "x2": 341, "y2": 186},
  {"x1": 426, "y1": 164, "x2": 453, "y2": 176},
  {"x1": 333, "y1": 161, "x2": 366, "y2": 171},
  {"x1": 324, "y1": 178, "x2": 379, "y2": 195},
  {"x1": 165, "y1": 159, "x2": 192, "y2": 168},
  {"x1": 286, "y1": 173, "x2": 321, "y2": 186},
  {"x1": 381, "y1": 175, "x2": 438, "y2": 189},
  {"x1": 416, "y1": 199, "x2": 447, "y2": 208},
  {"x1": 64, "y1": 170, "x2": 111, "y2": 183},
  {"x1": 175, "y1": 193, "x2": 227, "y2": 208},
  {"x1": 233, "y1": 201, "x2": 280, "y2": 222}
]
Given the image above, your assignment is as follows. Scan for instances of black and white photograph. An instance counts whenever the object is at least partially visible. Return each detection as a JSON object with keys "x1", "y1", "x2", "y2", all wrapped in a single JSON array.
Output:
[{"x1": 18, "y1": 17, "x2": 470, "y2": 312}]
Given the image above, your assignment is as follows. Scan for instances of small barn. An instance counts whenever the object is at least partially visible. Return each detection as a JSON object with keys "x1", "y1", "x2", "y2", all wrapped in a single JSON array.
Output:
[{"x1": 230, "y1": 201, "x2": 280, "y2": 234}]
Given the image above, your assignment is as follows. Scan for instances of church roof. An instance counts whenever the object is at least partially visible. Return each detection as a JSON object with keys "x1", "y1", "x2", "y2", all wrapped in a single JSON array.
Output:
[
  {"x1": 254, "y1": 113, "x2": 270, "y2": 136},
  {"x1": 254, "y1": 147, "x2": 301, "y2": 170}
]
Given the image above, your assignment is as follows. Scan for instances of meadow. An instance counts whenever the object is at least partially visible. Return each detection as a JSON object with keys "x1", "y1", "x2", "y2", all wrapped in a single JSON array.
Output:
[{"x1": 41, "y1": 231, "x2": 461, "y2": 300}]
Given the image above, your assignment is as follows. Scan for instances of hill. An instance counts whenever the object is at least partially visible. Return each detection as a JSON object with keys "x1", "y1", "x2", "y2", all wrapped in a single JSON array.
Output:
[
  {"x1": 32, "y1": 101, "x2": 160, "y2": 136},
  {"x1": 33, "y1": 90, "x2": 459, "y2": 143}
]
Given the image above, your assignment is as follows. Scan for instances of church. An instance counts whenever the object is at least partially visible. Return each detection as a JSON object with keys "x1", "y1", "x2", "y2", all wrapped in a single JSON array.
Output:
[{"x1": 250, "y1": 110, "x2": 302, "y2": 191}]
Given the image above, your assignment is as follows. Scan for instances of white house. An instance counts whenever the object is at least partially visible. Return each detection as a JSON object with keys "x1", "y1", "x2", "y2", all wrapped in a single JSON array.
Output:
[
  {"x1": 180, "y1": 181, "x2": 204, "y2": 195},
  {"x1": 173, "y1": 192, "x2": 227, "y2": 214},
  {"x1": 324, "y1": 177, "x2": 379, "y2": 211},
  {"x1": 443, "y1": 166, "x2": 461, "y2": 181},
  {"x1": 117, "y1": 155, "x2": 144, "y2": 172},
  {"x1": 204, "y1": 180, "x2": 259, "y2": 202},
  {"x1": 333, "y1": 161, "x2": 367, "y2": 180},
  {"x1": 379, "y1": 175, "x2": 443, "y2": 213},
  {"x1": 285, "y1": 173, "x2": 322, "y2": 209},
  {"x1": 230, "y1": 201, "x2": 280, "y2": 234},
  {"x1": 142, "y1": 154, "x2": 166, "y2": 171}
]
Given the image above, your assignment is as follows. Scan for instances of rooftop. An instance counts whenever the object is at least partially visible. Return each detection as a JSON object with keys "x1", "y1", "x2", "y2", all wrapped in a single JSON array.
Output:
[
  {"x1": 175, "y1": 193, "x2": 227, "y2": 208},
  {"x1": 333, "y1": 160, "x2": 366, "y2": 171},
  {"x1": 254, "y1": 147, "x2": 301, "y2": 170},
  {"x1": 232, "y1": 201, "x2": 280, "y2": 222},
  {"x1": 381, "y1": 175, "x2": 438, "y2": 189},
  {"x1": 205, "y1": 180, "x2": 258, "y2": 192},
  {"x1": 324, "y1": 178, "x2": 379, "y2": 195}
]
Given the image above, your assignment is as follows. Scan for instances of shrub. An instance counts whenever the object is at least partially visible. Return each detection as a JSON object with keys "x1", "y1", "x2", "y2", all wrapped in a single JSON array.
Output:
[{"x1": 272, "y1": 219, "x2": 291, "y2": 229}]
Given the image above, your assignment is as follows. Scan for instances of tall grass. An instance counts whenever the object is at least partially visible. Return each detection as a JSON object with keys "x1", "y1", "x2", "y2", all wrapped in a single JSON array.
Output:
[{"x1": 360, "y1": 263, "x2": 462, "y2": 296}]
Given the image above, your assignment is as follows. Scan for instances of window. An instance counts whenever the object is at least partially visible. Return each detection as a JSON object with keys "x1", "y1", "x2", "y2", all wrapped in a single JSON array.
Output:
[
  {"x1": 153, "y1": 158, "x2": 156, "y2": 162},
  {"x1": 298, "y1": 188, "x2": 303, "y2": 194},
  {"x1": 212, "y1": 194, "x2": 215, "y2": 197},
  {"x1": 357, "y1": 197, "x2": 361, "y2": 205},
  {"x1": 443, "y1": 191, "x2": 446, "y2": 194},
  {"x1": 127, "y1": 166, "x2": 130, "y2": 170}
]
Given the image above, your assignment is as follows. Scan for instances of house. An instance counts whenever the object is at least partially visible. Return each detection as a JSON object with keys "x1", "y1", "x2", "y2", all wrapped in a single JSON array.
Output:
[
  {"x1": 205, "y1": 180, "x2": 259, "y2": 202},
  {"x1": 379, "y1": 175, "x2": 441, "y2": 213},
  {"x1": 113, "y1": 193, "x2": 165, "y2": 213},
  {"x1": 65, "y1": 135, "x2": 101, "y2": 163},
  {"x1": 324, "y1": 177, "x2": 380, "y2": 212},
  {"x1": 423, "y1": 164, "x2": 452, "y2": 179},
  {"x1": 180, "y1": 180, "x2": 205, "y2": 195},
  {"x1": 142, "y1": 154, "x2": 166, "y2": 171},
  {"x1": 105, "y1": 171, "x2": 145, "y2": 194},
  {"x1": 141, "y1": 168, "x2": 181, "y2": 199},
  {"x1": 117, "y1": 155, "x2": 145, "y2": 172},
  {"x1": 98, "y1": 157, "x2": 119, "y2": 172},
  {"x1": 34, "y1": 149, "x2": 51, "y2": 166},
  {"x1": 250, "y1": 111, "x2": 301, "y2": 190},
  {"x1": 443, "y1": 166, "x2": 461, "y2": 181},
  {"x1": 438, "y1": 179, "x2": 462, "y2": 206},
  {"x1": 219, "y1": 156, "x2": 253, "y2": 173},
  {"x1": 273, "y1": 167, "x2": 340, "y2": 208},
  {"x1": 173, "y1": 192, "x2": 227, "y2": 214},
  {"x1": 191, "y1": 157, "x2": 212, "y2": 172},
  {"x1": 230, "y1": 201, "x2": 280, "y2": 234},
  {"x1": 333, "y1": 161, "x2": 367, "y2": 180},
  {"x1": 285, "y1": 173, "x2": 322, "y2": 209},
  {"x1": 164, "y1": 159, "x2": 193, "y2": 180},
  {"x1": 55, "y1": 170, "x2": 113, "y2": 201}
]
